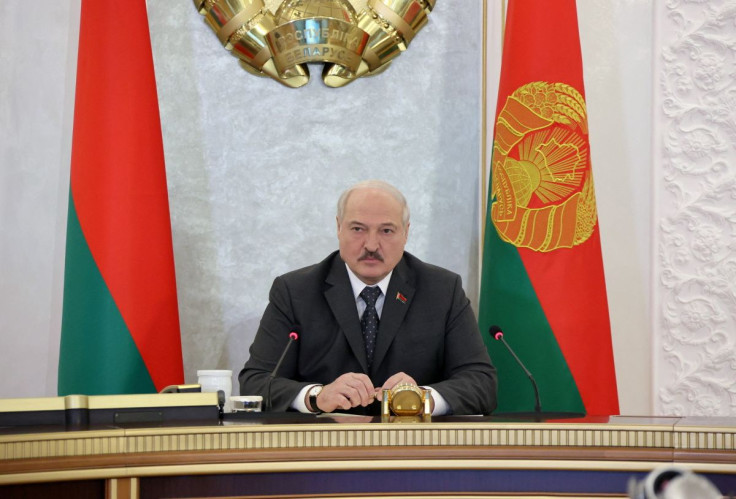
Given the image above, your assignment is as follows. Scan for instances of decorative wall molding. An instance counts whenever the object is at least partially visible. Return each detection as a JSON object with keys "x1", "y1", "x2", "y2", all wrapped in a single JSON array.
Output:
[{"x1": 654, "y1": 0, "x2": 736, "y2": 416}]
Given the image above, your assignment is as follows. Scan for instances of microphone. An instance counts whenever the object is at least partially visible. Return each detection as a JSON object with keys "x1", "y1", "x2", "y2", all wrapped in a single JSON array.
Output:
[
  {"x1": 489, "y1": 325, "x2": 541, "y2": 413},
  {"x1": 266, "y1": 328, "x2": 299, "y2": 411}
]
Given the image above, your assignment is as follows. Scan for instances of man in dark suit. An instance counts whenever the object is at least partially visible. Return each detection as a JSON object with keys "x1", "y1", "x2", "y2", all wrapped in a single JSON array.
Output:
[{"x1": 239, "y1": 180, "x2": 497, "y2": 415}]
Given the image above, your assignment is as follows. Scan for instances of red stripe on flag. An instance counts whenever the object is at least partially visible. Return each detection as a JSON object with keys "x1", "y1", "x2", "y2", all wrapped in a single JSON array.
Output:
[
  {"x1": 70, "y1": 0, "x2": 183, "y2": 390},
  {"x1": 520, "y1": 230, "x2": 619, "y2": 415}
]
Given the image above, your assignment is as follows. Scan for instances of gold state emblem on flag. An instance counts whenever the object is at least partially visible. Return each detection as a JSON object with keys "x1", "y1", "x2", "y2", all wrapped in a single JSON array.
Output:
[{"x1": 491, "y1": 81, "x2": 598, "y2": 253}]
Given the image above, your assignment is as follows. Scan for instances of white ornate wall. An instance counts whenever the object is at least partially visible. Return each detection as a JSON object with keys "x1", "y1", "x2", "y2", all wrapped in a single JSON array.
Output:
[{"x1": 653, "y1": 0, "x2": 736, "y2": 416}]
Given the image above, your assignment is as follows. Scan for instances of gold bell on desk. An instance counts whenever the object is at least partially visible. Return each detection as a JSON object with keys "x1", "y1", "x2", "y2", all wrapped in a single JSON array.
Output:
[{"x1": 381, "y1": 383, "x2": 431, "y2": 423}]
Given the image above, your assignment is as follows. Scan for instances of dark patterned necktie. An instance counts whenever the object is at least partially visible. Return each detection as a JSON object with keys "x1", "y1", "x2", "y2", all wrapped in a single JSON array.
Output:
[{"x1": 360, "y1": 286, "x2": 382, "y2": 367}]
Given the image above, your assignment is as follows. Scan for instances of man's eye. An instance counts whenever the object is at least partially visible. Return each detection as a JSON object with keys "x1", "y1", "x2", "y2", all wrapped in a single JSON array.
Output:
[
  {"x1": 382, "y1": 228, "x2": 394, "y2": 234},
  {"x1": 351, "y1": 226, "x2": 363, "y2": 232}
]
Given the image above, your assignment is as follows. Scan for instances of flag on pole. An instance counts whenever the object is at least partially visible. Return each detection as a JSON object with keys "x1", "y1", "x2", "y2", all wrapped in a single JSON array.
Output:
[
  {"x1": 58, "y1": 0, "x2": 184, "y2": 395},
  {"x1": 479, "y1": 0, "x2": 619, "y2": 415}
]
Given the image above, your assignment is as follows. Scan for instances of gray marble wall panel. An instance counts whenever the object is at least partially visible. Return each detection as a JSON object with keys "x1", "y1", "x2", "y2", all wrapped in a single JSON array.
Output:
[{"x1": 147, "y1": 1, "x2": 484, "y2": 388}]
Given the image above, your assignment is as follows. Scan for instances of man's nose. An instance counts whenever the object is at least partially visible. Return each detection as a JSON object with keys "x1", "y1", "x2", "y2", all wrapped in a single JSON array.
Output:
[{"x1": 364, "y1": 231, "x2": 379, "y2": 251}]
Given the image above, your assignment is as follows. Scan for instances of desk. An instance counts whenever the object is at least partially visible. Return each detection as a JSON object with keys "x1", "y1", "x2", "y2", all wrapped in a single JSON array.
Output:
[{"x1": 2, "y1": 414, "x2": 736, "y2": 498}]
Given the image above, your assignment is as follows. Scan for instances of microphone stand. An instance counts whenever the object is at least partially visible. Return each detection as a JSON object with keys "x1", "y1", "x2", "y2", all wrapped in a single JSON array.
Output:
[
  {"x1": 489, "y1": 326, "x2": 585, "y2": 420},
  {"x1": 266, "y1": 332, "x2": 298, "y2": 411},
  {"x1": 495, "y1": 334, "x2": 541, "y2": 413}
]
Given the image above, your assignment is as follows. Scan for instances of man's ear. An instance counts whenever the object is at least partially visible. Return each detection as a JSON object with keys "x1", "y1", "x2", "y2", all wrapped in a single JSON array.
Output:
[
  {"x1": 404, "y1": 222, "x2": 410, "y2": 239},
  {"x1": 336, "y1": 216, "x2": 341, "y2": 234}
]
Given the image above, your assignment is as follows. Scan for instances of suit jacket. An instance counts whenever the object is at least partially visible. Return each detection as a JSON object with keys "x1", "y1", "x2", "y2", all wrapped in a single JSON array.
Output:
[{"x1": 239, "y1": 251, "x2": 497, "y2": 415}]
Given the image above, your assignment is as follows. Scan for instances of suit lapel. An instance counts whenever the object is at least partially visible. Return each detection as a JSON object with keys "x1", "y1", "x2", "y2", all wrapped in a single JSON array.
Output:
[
  {"x1": 324, "y1": 255, "x2": 369, "y2": 372},
  {"x1": 372, "y1": 256, "x2": 415, "y2": 371}
]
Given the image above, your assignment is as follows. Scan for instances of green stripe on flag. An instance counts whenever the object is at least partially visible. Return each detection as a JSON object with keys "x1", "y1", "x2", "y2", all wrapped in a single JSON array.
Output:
[
  {"x1": 479, "y1": 213, "x2": 585, "y2": 414},
  {"x1": 58, "y1": 193, "x2": 155, "y2": 395}
]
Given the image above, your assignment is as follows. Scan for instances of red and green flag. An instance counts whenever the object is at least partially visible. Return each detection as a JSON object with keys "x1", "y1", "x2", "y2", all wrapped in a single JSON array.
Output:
[
  {"x1": 58, "y1": 0, "x2": 184, "y2": 395},
  {"x1": 479, "y1": 0, "x2": 619, "y2": 415}
]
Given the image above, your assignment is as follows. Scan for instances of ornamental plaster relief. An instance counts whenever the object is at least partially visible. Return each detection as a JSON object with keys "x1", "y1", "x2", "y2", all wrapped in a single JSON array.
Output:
[{"x1": 655, "y1": 0, "x2": 736, "y2": 416}]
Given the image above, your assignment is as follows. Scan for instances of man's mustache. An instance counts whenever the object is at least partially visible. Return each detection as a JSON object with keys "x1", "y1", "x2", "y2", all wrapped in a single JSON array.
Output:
[{"x1": 359, "y1": 250, "x2": 384, "y2": 262}]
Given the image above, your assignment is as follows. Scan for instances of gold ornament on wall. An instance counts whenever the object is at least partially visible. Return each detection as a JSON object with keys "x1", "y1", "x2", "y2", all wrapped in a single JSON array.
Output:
[{"x1": 193, "y1": 0, "x2": 436, "y2": 88}]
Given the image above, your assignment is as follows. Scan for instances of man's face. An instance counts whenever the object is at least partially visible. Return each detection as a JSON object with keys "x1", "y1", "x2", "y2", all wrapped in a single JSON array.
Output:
[{"x1": 337, "y1": 187, "x2": 409, "y2": 285}]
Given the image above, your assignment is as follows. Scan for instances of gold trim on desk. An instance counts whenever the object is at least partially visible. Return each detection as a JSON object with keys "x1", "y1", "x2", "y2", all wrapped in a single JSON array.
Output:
[
  {"x1": 2, "y1": 416, "x2": 736, "y2": 489},
  {"x1": 2, "y1": 421, "x2": 684, "y2": 461},
  {"x1": 183, "y1": 421, "x2": 670, "y2": 448},
  {"x1": 3, "y1": 418, "x2": 729, "y2": 462},
  {"x1": 0, "y1": 458, "x2": 690, "y2": 486},
  {"x1": 673, "y1": 417, "x2": 736, "y2": 451},
  {"x1": 3, "y1": 455, "x2": 736, "y2": 486}
]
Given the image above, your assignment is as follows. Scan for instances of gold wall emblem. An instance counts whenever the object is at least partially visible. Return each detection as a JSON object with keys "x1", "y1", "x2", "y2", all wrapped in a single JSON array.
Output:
[
  {"x1": 491, "y1": 82, "x2": 598, "y2": 252},
  {"x1": 193, "y1": 0, "x2": 436, "y2": 88}
]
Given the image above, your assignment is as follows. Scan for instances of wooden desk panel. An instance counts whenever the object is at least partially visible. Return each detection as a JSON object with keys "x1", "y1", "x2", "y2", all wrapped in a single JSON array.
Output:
[{"x1": 1, "y1": 415, "x2": 735, "y2": 498}]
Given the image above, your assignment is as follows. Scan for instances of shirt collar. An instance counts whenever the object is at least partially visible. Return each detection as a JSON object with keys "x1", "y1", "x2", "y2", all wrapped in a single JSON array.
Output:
[{"x1": 345, "y1": 264, "x2": 392, "y2": 300}]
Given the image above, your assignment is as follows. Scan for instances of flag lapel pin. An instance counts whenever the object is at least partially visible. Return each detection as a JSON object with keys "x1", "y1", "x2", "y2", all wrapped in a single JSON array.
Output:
[{"x1": 396, "y1": 292, "x2": 407, "y2": 304}]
